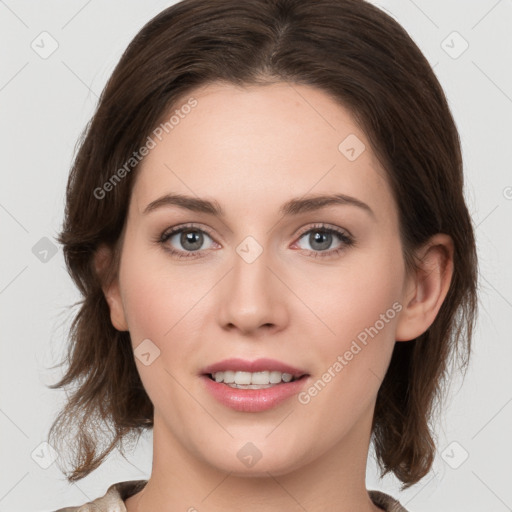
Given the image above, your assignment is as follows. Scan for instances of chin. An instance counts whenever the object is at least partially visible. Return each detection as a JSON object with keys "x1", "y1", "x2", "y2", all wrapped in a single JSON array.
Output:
[{"x1": 199, "y1": 442, "x2": 308, "y2": 478}]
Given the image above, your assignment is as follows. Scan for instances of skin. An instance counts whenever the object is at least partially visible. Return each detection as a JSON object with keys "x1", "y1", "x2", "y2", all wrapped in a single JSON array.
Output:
[{"x1": 97, "y1": 81, "x2": 454, "y2": 512}]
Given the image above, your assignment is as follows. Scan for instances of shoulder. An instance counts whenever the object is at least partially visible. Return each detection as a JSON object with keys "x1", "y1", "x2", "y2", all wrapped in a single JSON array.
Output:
[
  {"x1": 53, "y1": 482, "x2": 404, "y2": 512},
  {"x1": 53, "y1": 480, "x2": 148, "y2": 512},
  {"x1": 368, "y1": 489, "x2": 410, "y2": 512}
]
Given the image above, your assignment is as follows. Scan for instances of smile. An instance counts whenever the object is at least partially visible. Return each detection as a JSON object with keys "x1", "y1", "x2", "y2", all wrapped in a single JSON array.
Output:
[
  {"x1": 209, "y1": 370, "x2": 300, "y2": 388},
  {"x1": 200, "y1": 358, "x2": 310, "y2": 412}
]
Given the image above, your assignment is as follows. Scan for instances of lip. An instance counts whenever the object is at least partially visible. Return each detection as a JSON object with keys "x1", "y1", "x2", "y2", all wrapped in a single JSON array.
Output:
[
  {"x1": 200, "y1": 358, "x2": 310, "y2": 412},
  {"x1": 201, "y1": 357, "x2": 308, "y2": 378},
  {"x1": 201, "y1": 374, "x2": 309, "y2": 412}
]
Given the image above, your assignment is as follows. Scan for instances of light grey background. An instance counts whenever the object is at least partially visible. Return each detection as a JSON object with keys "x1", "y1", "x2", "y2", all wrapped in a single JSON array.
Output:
[{"x1": 1, "y1": 1, "x2": 511, "y2": 511}]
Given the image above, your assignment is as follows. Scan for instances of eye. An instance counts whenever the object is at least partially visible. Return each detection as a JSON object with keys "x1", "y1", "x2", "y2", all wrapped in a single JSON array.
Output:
[
  {"x1": 157, "y1": 222, "x2": 355, "y2": 260},
  {"x1": 158, "y1": 224, "x2": 217, "y2": 259},
  {"x1": 293, "y1": 224, "x2": 355, "y2": 258}
]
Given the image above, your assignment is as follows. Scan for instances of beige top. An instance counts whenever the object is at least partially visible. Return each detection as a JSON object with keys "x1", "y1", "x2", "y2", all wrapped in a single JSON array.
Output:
[{"x1": 53, "y1": 479, "x2": 409, "y2": 512}]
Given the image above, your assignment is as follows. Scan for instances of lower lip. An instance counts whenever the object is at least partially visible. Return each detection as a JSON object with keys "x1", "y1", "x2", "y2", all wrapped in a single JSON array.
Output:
[{"x1": 201, "y1": 375, "x2": 309, "y2": 412}]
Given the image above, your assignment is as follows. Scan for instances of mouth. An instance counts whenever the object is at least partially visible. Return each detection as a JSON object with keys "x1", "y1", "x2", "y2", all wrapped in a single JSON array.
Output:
[
  {"x1": 200, "y1": 360, "x2": 311, "y2": 412},
  {"x1": 201, "y1": 357, "x2": 309, "y2": 389},
  {"x1": 205, "y1": 370, "x2": 309, "y2": 389}
]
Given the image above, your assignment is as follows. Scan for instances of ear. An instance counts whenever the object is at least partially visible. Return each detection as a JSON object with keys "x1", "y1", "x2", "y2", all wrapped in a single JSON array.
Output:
[
  {"x1": 94, "y1": 244, "x2": 128, "y2": 332},
  {"x1": 395, "y1": 234, "x2": 454, "y2": 342}
]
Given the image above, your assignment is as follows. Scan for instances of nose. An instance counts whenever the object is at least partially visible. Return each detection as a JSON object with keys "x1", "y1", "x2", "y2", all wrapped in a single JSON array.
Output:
[{"x1": 217, "y1": 242, "x2": 289, "y2": 336}]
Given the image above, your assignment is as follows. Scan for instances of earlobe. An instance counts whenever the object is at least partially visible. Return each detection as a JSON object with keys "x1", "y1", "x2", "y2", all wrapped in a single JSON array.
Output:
[
  {"x1": 104, "y1": 279, "x2": 129, "y2": 332},
  {"x1": 395, "y1": 234, "x2": 454, "y2": 342},
  {"x1": 94, "y1": 244, "x2": 129, "y2": 332}
]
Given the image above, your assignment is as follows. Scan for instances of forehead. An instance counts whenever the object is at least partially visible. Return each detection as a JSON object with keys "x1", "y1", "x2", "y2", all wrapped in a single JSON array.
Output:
[{"x1": 132, "y1": 81, "x2": 396, "y2": 222}]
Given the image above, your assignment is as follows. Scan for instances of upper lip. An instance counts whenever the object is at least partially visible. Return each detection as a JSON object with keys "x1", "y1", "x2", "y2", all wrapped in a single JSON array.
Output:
[{"x1": 201, "y1": 358, "x2": 309, "y2": 378}]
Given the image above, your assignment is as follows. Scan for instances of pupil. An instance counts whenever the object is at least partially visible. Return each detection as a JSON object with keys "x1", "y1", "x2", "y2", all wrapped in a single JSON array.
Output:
[
  {"x1": 311, "y1": 231, "x2": 331, "y2": 250},
  {"x1": 181, "y1": 230, "x2": 203, "y2": 251}
]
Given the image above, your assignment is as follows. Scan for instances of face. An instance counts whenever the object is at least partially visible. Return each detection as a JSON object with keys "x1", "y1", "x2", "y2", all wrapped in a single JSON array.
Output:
[{"x1": 106, "y1": 81, "x2": 412, "y2": 476}]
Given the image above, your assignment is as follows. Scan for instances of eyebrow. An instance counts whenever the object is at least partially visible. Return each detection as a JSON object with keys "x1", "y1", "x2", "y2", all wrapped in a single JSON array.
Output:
[{"x1": 143, "y1": 192, "x2": 375, "y2": 219}]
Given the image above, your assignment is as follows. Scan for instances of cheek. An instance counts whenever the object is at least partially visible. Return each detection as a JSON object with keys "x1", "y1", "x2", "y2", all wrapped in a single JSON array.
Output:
[
  {"x1": 117, "y1": 245, "x2": 202, "y2": 405},
  {"x1": 118, "y1": 240, "x2": 210, "y2": 359},
  {"x1": 118, "y1": 232, "x2": 175, "y2": 331},
  {"x1": 120, "y1": 269, "x2": 171, "y2": 344},
  {"x1": 304, "y1": 245, "x2": 403, "y2": 341},
  {"x1": 300, "y1": 245, "x2": 404, "y2": 399}
]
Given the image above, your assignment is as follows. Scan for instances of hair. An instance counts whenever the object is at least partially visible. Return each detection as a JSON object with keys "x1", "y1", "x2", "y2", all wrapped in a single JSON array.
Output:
[{"x1": 47, "y1": 0, "x2": 478, "y2": 490}]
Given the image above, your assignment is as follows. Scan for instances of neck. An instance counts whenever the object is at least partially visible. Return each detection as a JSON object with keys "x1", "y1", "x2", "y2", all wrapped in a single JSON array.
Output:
[{"x1": 126, "y1": 405, "x2": 381, "y2": 512}]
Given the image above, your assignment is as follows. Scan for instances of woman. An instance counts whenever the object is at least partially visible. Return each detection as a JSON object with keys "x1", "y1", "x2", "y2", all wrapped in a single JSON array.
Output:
[{"x1": 48, "y1": 0, "x2": 478, "y2": 510}]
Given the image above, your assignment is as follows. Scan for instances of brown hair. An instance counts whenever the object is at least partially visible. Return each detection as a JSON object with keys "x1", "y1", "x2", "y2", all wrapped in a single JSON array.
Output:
[{"x1": 48, "y1": 0, "x2": 478, "y2": 489}]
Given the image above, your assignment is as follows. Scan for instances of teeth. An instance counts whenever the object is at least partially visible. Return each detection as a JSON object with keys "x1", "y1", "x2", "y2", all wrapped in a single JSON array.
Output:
[
  {"x1": 269, "y1": 371, "x2": 283, "y2": 384},
  {"x1": 211, "y1": 370, "x2": 296, "y2": 386}
]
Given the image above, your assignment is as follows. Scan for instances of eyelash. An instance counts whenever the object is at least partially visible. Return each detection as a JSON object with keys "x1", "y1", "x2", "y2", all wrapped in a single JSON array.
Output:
[{"x1": 156, "y1": 222, "x2": 355, "y2": 260}]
